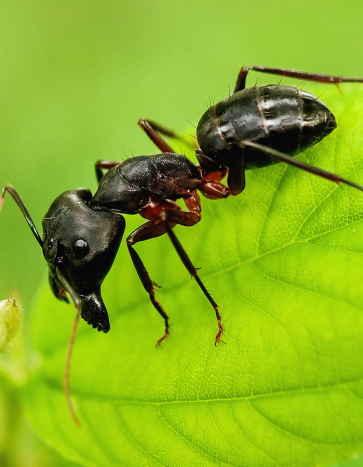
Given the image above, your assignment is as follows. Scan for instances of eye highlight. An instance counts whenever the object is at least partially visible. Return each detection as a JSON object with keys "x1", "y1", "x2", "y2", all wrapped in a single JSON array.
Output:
[{"x1": 73, "y1": 239, "x2": 89, "y2": 258}]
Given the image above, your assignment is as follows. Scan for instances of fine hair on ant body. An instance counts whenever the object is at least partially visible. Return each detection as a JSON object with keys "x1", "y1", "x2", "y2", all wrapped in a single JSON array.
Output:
[{"x1": 2, "y1": 66, "x2": 363, "y2": 424}]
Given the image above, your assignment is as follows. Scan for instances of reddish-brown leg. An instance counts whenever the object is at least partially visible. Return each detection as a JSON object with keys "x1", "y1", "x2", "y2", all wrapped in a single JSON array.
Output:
[
  {"x1": 162, "y1": 213, "x2": 224, "y2": 345},
  {"x1": 128, "y1": 194, "x2": 224, "y2": 345},
  {"x1": 234, "y1": 65, "x2": 363, "y2": 93},
  {"x1": 138, "y1": 118, "x2": 195, "y2": 153},
  {"x1": 239, "y1": 140, "x2": 363, "y2": 193},
  {"x1": 199, "y1": 181, "x2": 231, "y2": 200},
  {"x1": 127, "y1": 217, "x2": 172, "y2": 347}
]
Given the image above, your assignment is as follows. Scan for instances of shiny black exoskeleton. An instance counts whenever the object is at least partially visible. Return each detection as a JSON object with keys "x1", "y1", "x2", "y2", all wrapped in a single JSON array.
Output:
[
  {"x1": 0, "y1": 153, "x2": 225, "y2": 342},
  {"x1": 139, "y1": 66, "x2": 363, "y2": 195},
  {"x1": 197, "y1": 85, "x2": 336, "y2": 169},
  {"x1": 91, "y1": 153, "x2": 202, "y2": 214},
  {"x1": 0, "y1": 152, "x2": 226, "y2": 423},
  {"x1": 43, "y1": 188, "x2": 125, "y2": 332}
]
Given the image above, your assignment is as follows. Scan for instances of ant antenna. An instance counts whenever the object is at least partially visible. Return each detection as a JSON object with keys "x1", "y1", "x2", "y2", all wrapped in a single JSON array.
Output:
[
  {"x1": 64, "y1": 308, "x2": 81, "y2": 426},
  {"x1": 0, "y1": 184, "x2": 44, "y2": 248},
  {"x1": 56, "y1": 267, "x2": 82, "y2": 426}
]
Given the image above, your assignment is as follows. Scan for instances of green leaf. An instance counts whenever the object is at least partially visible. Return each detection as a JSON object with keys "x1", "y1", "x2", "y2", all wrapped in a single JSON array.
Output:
[
  {"x1": 331, "y1": 453, "x2": 363, "y2": 467},
  {"x1": 24, "y1": 86, "x2": 363, "y2": 466}
]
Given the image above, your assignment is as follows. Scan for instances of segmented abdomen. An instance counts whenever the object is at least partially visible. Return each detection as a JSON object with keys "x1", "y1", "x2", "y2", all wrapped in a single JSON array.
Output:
[{"x1": 197, "y1": 85, "x2": 337, "y2": 169}]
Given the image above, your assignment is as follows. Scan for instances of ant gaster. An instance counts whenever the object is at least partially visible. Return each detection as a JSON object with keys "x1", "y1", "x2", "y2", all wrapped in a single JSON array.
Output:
[{"x1": 2, "y1": 66, "x2": 363, "y2": 424}]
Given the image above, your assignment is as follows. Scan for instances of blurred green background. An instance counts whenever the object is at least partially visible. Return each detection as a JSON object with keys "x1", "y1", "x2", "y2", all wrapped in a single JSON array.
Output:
[{"x1": 1, "y1": 0, "x2": 363, "y2": 465}]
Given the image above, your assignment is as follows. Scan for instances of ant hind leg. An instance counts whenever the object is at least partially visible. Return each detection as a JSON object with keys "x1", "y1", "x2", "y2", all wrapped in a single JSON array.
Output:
[
  {"x1": 138, "y1": 118, "x2": 196, "y2": 154},
  {"x1": 234, "y1": 65, "x2": 363, "y2": 93}
]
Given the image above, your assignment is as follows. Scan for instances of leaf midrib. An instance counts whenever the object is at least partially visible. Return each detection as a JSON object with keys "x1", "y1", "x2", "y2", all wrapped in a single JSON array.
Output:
[{"x1": 40, "y1": 373, "x2": 363, "y2": 406}]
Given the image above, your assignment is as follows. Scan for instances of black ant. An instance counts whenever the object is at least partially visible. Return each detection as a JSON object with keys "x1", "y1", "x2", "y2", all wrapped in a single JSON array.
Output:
[
  {"x1": 0, "y1": 154, "x2": 228, "y2": 424},
  {"x1": 1, "y1": 66, "x2": 363, "y2": 424}
]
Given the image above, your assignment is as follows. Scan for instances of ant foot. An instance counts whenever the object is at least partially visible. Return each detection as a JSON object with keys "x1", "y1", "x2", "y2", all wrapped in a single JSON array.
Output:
[
  {"x1": 214, "y1": 323, "x2": 225, "y2": 346},
  {"x1": 155, "y1": 332, "x2": 168, "y2": 348}
]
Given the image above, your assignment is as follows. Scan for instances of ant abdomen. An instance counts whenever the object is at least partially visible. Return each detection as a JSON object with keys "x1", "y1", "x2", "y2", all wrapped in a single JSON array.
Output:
[{"x1": 197, "y1": 85, "x2": 337, "y2": 170}]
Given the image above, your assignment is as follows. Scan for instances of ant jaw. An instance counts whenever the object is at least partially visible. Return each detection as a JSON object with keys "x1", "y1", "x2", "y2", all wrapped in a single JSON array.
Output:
[{"x1": 79, "y1": 288, "x2": 110, "y2": 333}]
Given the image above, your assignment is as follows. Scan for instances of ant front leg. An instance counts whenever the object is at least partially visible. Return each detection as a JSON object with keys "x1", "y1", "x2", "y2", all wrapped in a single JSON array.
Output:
[
  {"x1": 234, "y1": 65, "x2": 363, "y2": 93},
  {"x1": 138, "y1": 118, "x2": 196, "y2": 153}
]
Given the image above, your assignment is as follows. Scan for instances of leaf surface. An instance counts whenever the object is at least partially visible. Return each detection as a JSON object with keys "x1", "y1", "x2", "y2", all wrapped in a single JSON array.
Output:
[{"x1": 24, "y1": 86, "x2": 363, "y2": 467}]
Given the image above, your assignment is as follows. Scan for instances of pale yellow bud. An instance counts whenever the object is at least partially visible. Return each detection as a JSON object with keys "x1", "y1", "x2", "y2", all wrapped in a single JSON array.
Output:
[{"x1": 0, "y1": 299, "x2": 20, "y2": 352}]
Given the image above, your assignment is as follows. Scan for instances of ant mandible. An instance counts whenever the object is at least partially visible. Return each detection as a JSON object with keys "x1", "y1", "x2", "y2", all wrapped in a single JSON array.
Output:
[{"x1": 2, "y1": 66, "x2": 363, "y2": 424}]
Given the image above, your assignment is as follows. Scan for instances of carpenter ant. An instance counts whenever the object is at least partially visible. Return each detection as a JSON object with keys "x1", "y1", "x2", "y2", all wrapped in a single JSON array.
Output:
[
  {"x1": 0, "y1": 151, "x2": 229, "y2": 423},
  {"x1": 138, "y1": 66, "x2": 363, "y2": 195},
  {"x1": 2, "y1": 67, "x2": 363, "y2": 425}
]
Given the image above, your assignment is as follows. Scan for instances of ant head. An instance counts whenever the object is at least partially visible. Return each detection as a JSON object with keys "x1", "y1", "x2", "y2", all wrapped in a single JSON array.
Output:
[{"x1": 42, "y1": 188, "x2": 125, "y2": 332}]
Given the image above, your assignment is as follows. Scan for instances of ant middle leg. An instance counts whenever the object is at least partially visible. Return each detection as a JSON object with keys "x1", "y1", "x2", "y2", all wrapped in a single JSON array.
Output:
[
  {"x1": 157, "y1": 194, "x2": 224, "y2": 344},
  {"x1": 127, "y1": 197, "x2": 198, "y2": 346},
  {"x1": 138, "y1": 118, "x2": 196, "y2": 153},
  {"x1": 161, "y1": 210, "x2": 224, "y2": 345},
  {"x1": 234, "y1": 66, "x2": 363, "y2": 93},
  {"x1": 128, "y1": 194, "x2": 224, "y2": 345}
]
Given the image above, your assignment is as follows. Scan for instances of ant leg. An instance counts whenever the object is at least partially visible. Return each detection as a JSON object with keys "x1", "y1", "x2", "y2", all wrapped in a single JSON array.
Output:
[
  {"x1": 138, "y1": 118, "x2": 196, "y2": 153},
  {"x1": 160, "y1": 208, "x2": 223, "y2": 345},
  {"x1": 127, "y1": 217, "x2": 175, "y2": 346},
  {"x1": 226, "y1": 153, "x2": 246, "y2": 196},
  {"x1": 129, "y1": 194, "x2": 223, "y2": 345},
  {"x1": 234, "y1": 65, "x2": 363, "y2": 93},
  {"x1": 200, "y1": 181, "x2": 230, "y2": 199},
  {"x1": 240, "y1": 140, "x2": 363, "y2": 192},
  {"x1": 127, "y1": 196, "x2": 201, "y2": 345},
  {"x1": 159, "y1": 194, "x2": 224, "y2": 344},
  {"x1": 95, "y1": 160, "x2": 121, "y2": 182}
]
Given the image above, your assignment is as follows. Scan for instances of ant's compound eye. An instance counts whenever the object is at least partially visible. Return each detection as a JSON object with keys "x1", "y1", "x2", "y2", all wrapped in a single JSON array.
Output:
[{"x1": 73, "y1": 239, "x2": 89, "y2": 258}]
